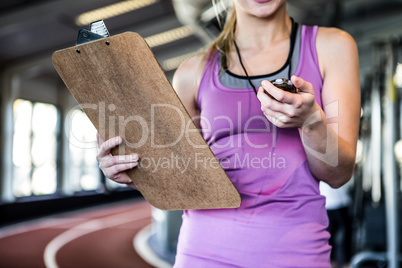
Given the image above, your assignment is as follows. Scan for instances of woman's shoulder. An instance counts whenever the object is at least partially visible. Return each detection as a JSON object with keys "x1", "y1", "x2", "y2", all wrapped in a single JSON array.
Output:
[
  {"x1": 315, "y1": 26, "x2": 358, "y2": 78},
  {"x1": 173, "y1": 51, "x2": 209, "y2": 88},
  {"x1": 316, "y1": 26, "x2": 357, "y2": 54},
  {"x1": 172, "y1": 51, "x2": 210, "y2": 114}
]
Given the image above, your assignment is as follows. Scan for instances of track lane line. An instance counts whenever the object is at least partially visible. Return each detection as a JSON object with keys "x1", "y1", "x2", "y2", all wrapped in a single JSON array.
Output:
[
  {"x1": 0, "y1": 201, "x2": 147, "y2": 239},
  {"x1": 43, "y1": 207, "x2": 151, "y2": 268}
]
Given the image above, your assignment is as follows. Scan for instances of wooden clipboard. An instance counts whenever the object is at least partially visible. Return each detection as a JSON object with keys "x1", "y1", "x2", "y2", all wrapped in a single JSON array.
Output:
[{"x1": 52, "y1": 32, "x2": 241, "y2": 210}]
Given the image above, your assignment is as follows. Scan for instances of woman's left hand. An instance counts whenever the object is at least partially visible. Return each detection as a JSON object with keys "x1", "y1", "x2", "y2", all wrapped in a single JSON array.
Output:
[{"x1": 257, "y1": 75, "x2": 320, "y2": 128}]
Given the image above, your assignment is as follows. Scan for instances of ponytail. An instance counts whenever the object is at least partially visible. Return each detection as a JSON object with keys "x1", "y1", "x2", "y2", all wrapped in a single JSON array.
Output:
[{"x1": 207, "y1": 4, "x2": 237, "y2": 70}]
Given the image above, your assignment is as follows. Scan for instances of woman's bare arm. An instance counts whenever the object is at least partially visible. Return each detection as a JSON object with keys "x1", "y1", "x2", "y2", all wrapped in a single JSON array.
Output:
[{"x1": 258, "y1": 28, "x2": 360, "y2": 188}]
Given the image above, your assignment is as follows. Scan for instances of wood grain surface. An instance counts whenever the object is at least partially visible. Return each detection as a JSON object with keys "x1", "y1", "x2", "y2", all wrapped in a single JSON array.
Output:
[{"x1": 52, "y1": 32, "x2": 241, "y2": 210}]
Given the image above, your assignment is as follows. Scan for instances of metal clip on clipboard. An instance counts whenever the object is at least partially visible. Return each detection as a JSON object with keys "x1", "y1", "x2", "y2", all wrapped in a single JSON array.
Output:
[{"x1": 76, "y1": 20, "x2": 110, "y2": 45}]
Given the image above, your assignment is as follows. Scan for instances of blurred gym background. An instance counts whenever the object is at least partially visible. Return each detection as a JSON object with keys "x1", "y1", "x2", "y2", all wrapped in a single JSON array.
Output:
[{"x1": 1, "y1": 0, "x2": 402, "y2": 267}]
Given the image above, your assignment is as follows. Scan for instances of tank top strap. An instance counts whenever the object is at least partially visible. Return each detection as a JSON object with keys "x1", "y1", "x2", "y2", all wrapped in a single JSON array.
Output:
[
  {"x1": 295, "y1": 25, "x2": 323, "y2": 108},
  {"x1": 197, "y1": 51, "x2": 221, "y2": 110}
]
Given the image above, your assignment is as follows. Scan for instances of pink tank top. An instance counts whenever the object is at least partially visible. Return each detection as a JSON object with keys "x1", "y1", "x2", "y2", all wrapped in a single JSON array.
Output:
[{"x1": 175, "y1": 25, "x2": 331, "y2": 268}]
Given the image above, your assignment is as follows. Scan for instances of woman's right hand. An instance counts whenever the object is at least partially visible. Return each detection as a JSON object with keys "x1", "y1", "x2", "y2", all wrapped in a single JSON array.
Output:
[{"x1": 96, "y1": 133, "x2": 139, "y2": 190}]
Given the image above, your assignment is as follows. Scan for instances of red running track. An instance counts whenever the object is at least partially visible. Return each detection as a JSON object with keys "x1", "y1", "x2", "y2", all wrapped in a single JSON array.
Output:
[{"x1": 0, "y1": 199, "x2": 155, "y2": 268}]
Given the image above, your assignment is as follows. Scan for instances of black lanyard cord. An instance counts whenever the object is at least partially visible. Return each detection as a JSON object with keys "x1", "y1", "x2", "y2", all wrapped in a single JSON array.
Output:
[
  {"x1": 232, "y1": 18, "x2": 298, "y2": 96},
  {"x1": 233, "y1": 39, "x2": 258, "y2": 95}
]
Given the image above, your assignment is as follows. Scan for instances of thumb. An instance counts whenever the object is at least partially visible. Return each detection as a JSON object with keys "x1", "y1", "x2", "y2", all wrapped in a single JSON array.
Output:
[{"x1": 291, "y1": 75, "x2": 314, "y2": 95}]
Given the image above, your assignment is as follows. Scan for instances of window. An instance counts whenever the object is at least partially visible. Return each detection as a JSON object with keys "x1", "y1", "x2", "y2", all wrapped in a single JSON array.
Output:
[
  {"x1": 67, "y1": 109, "x2": 101, "y2": 192},
  {"x1": 12, "y1": 99, "x2": 58, "y2": 197},
  {"x1": 67, "y1": 109, "x2": 122, "y2": 192}
]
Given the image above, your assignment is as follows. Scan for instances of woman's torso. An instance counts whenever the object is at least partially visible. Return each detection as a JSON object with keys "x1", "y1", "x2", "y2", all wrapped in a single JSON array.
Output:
[{"x1": 174, "y1": 24, "x2": 331, "y2": 268}]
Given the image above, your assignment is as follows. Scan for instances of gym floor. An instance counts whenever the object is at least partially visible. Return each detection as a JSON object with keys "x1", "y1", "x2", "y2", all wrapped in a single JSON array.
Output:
[{"x1": 0, "y1": 199, "x2": 155, "y2": 268}]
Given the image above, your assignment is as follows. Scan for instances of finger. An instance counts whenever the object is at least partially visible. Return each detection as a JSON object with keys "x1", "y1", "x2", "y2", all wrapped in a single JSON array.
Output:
[
  {"x1": 261, "y1": 80, "x2": 294, "y2": 104},
  {"x1": 260, "y1": 103, "x2": 281, "y2": 123},
  {"x1": 109, "y1": 173, "x2": 134, "y2": 184},
  {"x1": 100, "y1": 154, "x2": 139, "y2": 169},
  {"x1": 103, "y1": 162, "x2": 138, "y2": 179},
  {"x1": 259, "y1": 92, "x2": 285, "y2": 113},
  {"x1": 291, "y1": 76, "x2": 314, "y2": 94},
  {"x1": 259, "y1": 87, "x2": 298, "y2": 117},
  {"x1": 98, "y1": 136, "x2": 122, "y2": 158},
  {"x1": 257, "y1": 86, "x2": 266, "y2": 100},
  {"x1": 262, "y1": 110, "x2": 288, "y2": 128}
]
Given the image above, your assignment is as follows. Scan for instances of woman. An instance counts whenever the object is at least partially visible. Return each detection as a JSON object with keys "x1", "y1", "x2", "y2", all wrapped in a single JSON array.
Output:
[{"x1": 97, "y1": 0, "x2": 360, "y2": 266}]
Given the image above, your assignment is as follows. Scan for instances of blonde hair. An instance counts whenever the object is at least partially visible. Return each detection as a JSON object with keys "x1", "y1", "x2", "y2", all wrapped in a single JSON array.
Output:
[{"x1": 207, "y1": 4, "x2": 237, "y2": 70}]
